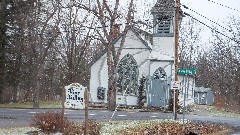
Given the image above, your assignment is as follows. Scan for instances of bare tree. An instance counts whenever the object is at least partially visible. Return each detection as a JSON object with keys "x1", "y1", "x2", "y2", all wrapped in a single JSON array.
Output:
[
  {"x1": 28, "y1": 0, "x2": 60, "y2": 108},
  {"x1": 0, "y1": 0, "x2": 94, "y2": 104},
  {"x1": 75, "y1": 0, "x2": 135, "y2": 110},
  {"x1": 194, "y1": 16, "x2": 240, "y2": 111},
  {"x1": 55, "y1": 2, "x2": 92, "y2": 86},
  {"x1": 179, "y1": 18, "x2": 202, "y2": 68}
]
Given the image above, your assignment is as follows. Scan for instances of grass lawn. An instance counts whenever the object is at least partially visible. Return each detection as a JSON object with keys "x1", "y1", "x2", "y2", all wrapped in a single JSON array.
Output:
[
  {"x1": 0, "y1": 100, "x2": 62, "y2": 109},
  {"x1": 189, "y1": 104, "x2": 240, "y2": 118}
]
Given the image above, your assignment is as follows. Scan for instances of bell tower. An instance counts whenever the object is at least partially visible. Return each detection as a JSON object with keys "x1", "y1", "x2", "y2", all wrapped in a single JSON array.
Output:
[
  {"x1": 151, "y1": 0, "x2": 175, "y2": 36},
  {"x1": 147, "y1": 0, "x2": 178, "y2": 109},
  {"x1": 149, "y1": 0, "x2": 176, "y2": 61}
]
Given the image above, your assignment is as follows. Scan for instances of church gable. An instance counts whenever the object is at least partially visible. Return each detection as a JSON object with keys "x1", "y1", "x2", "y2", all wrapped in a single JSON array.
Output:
[
  {"x1": 113, "y1": 29, "x2": 151, "y2": 50},
  {"x1": 89, "y1": 28, "x2": 151, "y2": 67}
]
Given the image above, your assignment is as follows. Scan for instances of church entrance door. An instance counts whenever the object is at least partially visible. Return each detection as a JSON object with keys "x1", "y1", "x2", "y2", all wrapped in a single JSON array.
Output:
[{"x1": 150, "y1": 67, "x2": 167, "y2": 108}]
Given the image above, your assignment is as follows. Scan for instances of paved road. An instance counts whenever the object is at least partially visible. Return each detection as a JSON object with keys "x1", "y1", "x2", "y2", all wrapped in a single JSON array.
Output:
[
  {"x1": 0, "y1": 108, "x2": 175, "y2": 128},
  {"x1": 0, "y1": 108, "x2": 240, "y2": 134}
]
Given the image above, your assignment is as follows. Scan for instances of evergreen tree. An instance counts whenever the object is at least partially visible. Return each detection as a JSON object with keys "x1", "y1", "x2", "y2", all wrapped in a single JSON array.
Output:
[
  {"x1": 138, "y1": 75, "x2": 146, "y2": 108},
  {"x1": 0, "y1": 0, "x2": 9, "y2": 103}
]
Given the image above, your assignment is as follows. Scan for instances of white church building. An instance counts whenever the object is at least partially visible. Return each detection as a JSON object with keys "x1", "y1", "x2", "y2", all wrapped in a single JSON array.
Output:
[{"x1": 89, "y1": 0, "x2": 195, "y2": 108}]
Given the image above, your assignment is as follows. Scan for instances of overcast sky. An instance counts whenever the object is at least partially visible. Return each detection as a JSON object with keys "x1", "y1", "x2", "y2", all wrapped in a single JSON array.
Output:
[
  {"x1": 179, "y1": 0, "x2": 240, "y2": 43},
  {"x1": 181, "y1": 0, "x2": 240, "y2": 20},
  {"x1": 181, "y1": 0, "x2": 240, "y2": 28},
  {"x1": 136, "y1": 0, "x2": 240, "y2": 43}
]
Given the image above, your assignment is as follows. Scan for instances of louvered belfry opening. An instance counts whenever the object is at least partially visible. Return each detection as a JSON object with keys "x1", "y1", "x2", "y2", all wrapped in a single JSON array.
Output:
[
  {"x1": 157, "y1": 19, "x2": 171, "y2": 34},
  {"x1": 151, "y1": 0, "x2": 175, "y2": 34}
]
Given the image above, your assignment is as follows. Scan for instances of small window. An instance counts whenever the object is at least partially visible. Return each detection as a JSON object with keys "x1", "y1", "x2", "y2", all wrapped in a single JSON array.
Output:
[{"x1": 97, "y1": 87, "x2": 105, "y2": 100}]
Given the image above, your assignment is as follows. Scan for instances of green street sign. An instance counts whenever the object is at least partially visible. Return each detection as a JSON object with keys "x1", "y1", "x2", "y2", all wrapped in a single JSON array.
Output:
[{"x1": 178, "y1": 68, "x2": 196, "y2": 75}]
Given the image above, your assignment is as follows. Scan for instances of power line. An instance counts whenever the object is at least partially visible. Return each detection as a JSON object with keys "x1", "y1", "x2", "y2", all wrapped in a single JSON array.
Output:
[
  {"x1": 207, "y1": 0, "x2": 240, "y2": 13},
  {"x1": 181, "y1": 4, "x2": 233, "y2": 33},
  {"x1": 183, "y1": 12, "x2": 240, "y2": 44},
  {"x1": 181, "y1": 4, "x2": 238, "y2": 43}
]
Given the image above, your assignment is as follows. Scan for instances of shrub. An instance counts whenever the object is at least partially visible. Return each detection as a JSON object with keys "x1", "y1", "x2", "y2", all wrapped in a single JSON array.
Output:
[
  {"x1": 31, "y1": 111, "x2": 101, "y2": 135},
  {"x1": 87, "y1": 120, "x2": 102, "y2": 135},
  {"x1": 63, "y1": 123, "x2": 84, "y2": 135},
  {"x1": 119, "y1": 121, "x2": 231, "y2": 135},
  {"x1": 31, "y1": 111, "x2": 70, "y2": 134},
  {"x1": 64, "y1": 120, "x2": 102, "y2": 135}
]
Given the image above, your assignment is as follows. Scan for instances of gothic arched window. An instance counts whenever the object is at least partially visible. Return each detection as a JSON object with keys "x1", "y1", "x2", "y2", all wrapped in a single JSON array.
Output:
[
  {"x1": 153, "y1": 67, "x2": 167, "y2": 80},
  {"x1": 116, "y1": 54, "x2": 138, "y2": 95}
]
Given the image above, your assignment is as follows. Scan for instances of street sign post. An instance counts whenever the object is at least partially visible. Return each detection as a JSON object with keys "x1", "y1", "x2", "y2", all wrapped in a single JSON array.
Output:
[
  {"x1": 171, "y1": 81, "x2": 180, "y2": 120},
  {"x1": 171, "y1": 81, "x2": 181, "y2": 90},
  {"x1": 178, "y1": 68, "x2": 196, "y2": 75}
]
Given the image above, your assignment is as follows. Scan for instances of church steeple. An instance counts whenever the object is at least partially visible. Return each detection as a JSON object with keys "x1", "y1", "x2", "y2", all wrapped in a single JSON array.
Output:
[{"x1": 151, "y1": 0, "x2": 175, "y2": 35}]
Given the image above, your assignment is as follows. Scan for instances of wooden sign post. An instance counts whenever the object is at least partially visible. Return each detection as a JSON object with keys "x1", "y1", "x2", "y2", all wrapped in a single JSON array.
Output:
[
  {"x1": 61, "y1": 86, "x2": 66, "y2": 133},
  {"x1": 84, "y1": 88, "x2": 89, "y2": 135}
]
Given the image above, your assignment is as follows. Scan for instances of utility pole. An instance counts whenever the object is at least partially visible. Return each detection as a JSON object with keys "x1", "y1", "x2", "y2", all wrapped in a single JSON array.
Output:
[{"x1": 174, "y1": 0, "x2": 180, "y2": 120}]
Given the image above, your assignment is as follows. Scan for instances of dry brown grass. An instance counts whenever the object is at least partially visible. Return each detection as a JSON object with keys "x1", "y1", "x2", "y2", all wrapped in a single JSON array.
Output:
[{"x1": 119, "y1": 121, "x2": 232, "y2": 135}]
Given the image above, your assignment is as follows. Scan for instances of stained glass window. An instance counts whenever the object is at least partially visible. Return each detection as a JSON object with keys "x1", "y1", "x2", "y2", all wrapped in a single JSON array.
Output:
[
  {"x1": 116, "y1": 54, "x2": 138, "y2": 95},
  {"x1": 153, "y1": 67, "x2": 167, "y2": 80}
]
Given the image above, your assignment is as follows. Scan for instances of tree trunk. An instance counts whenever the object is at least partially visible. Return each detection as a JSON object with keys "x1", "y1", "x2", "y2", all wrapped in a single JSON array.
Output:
[
  {"x1": 33, "y1": 64, "x2": 44, "y2": 108},
  {"x1": 108, "y1": 64, "x2": 117, "y2": 111}
]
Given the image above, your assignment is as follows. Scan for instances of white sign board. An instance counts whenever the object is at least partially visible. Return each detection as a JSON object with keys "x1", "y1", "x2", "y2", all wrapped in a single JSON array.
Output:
[
  {"x1": 65, "y1": 83, "x2": 85, "y2": 109},
  {"x1": 171, "y1": 81, "x2": 180, "y2": 90}
]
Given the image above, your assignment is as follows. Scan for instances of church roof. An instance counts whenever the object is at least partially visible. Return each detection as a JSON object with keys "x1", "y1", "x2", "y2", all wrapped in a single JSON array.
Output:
[{"x1": 151, "y1": 0, "x2": 175, "y2": 16}]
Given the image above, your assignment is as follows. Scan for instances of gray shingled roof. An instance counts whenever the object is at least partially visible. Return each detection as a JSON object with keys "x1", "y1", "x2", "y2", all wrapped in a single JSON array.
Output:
[{"x1": 151, "y1": 0, "x2": 175, "y2": 16}]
